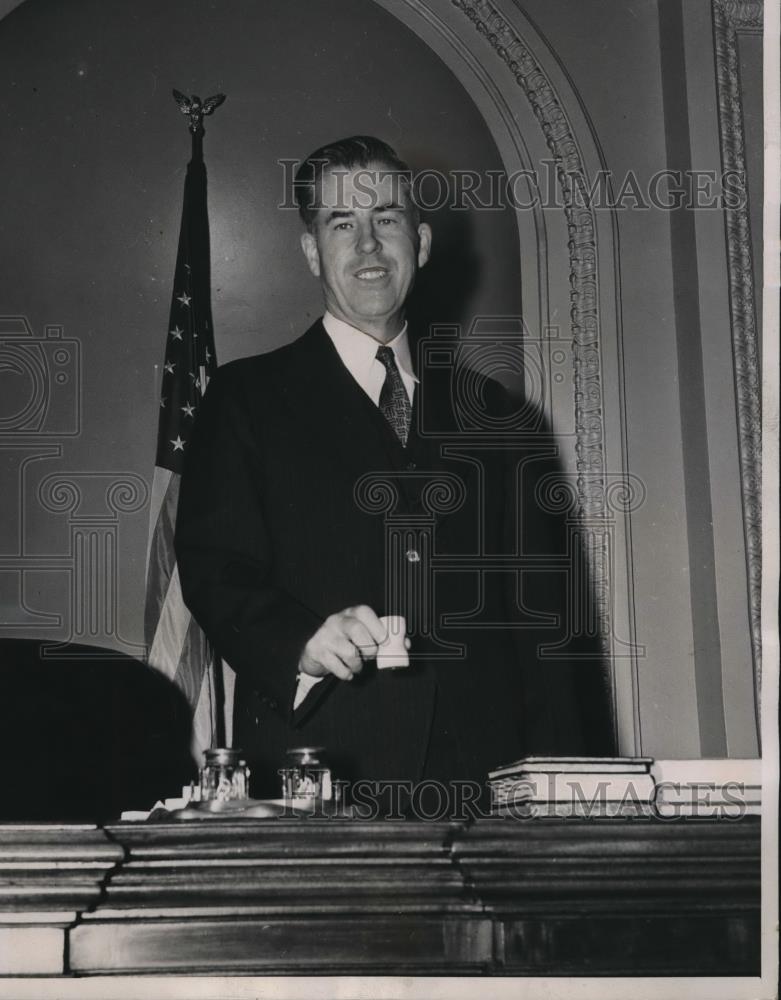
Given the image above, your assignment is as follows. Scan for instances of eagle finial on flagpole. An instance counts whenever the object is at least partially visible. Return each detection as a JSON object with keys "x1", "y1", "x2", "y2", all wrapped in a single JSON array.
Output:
[{"x1": 172, "y1": 89, "x2": 226, "y2": 135}]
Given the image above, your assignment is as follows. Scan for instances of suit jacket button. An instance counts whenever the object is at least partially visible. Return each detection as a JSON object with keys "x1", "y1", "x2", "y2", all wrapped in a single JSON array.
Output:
[
  {"x1": 406, "y1": 461, "x2": 417, "y2": 471},
  {"x1": 405, "y1": 549, "x2": 421, "y2": 563}
]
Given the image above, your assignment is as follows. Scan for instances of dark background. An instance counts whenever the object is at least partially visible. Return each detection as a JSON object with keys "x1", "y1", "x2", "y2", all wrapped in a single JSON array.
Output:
[
  {"x1": 0, "y1": 0, "x2": 764, "y2": 762},
  {"x1": 0, "y1": 0, "x2": 522, "y2": 652}
]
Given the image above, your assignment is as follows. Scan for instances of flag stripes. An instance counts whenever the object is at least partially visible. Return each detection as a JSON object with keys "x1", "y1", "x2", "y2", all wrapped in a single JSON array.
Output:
[
  {"x1": 144, "y1": 129, "x2": 220, "y2": 766},
  {"x1": 144, "y1": 468, "x2": 177, "y2": 632}
]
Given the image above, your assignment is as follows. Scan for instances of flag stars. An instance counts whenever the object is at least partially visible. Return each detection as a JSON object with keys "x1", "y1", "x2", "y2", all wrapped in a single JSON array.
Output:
[
  {"x1": 171, "y1": 436, "x2": 185, "y2": 452},
  {"x1": 177, "y1": 291, "x2": 191, "y2": 307},
  {"x1": 170, "y1": 326, "x2": 183, "y2": 340},
  {"x1": 181, "y1": 402, "x2": 195, "y2": 417},
  {"x1": 164, "y1": 361, "x2": 176, "y2": 375}
]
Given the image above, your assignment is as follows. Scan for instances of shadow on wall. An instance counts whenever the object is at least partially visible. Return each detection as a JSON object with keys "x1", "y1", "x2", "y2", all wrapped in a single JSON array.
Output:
[
  {"x1": 407, "y1": 208, "x2": 482, "y2": 336},
  {"x1": 408, "y1": 330, "x2": 617, "y2": 759},
  {"x1": 488, "y1": 406, "x2": 617, "y2": 759},
  {"x1": 0, "y1": 639, "x2": 195, "y2": 822}
]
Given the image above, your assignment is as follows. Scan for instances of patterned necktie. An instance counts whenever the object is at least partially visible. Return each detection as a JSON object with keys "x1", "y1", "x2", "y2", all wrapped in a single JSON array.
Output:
[{"x1": 376, "y1": 345, "x2": 412, "y2": 446}]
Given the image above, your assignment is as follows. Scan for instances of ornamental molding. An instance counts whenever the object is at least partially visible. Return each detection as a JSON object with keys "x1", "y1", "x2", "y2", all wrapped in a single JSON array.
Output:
[
  {"x1": 712, "y1": 0, "x2": 762, "y2": 701},
  {"x1": 449, "y1": 0, "x2": 606, "y2": 520},
  {"x1": 715, "y1": 0, "x2": 763, "y2": 28},
  {"x1": 450, "y1": 0, "x2": 609, "y2": 646}
]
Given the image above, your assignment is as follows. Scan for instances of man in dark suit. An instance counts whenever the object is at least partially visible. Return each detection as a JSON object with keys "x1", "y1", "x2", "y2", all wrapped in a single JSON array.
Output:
[{"x1": 175, "y1": 135, "x2": 613, "y2": 804}]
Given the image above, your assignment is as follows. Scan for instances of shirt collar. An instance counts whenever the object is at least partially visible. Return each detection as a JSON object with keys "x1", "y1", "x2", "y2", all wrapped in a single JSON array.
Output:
[{"x1": 323, "y1": 312, "x2": 418, "y2": 385}]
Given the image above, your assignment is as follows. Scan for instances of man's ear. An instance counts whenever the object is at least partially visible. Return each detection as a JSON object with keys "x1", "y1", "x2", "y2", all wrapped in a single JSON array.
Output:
[
  {"x1": 417, "y1": 223, "x2": 432, "y2": 268},
  {"x1": 300, "y1": 231, "x2": 321, "y2": 278}
]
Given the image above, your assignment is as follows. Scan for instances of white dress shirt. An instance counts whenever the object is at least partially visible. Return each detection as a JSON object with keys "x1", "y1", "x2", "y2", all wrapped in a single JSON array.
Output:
[
  {"x1": 293, "y1": 312, "x2": 417, "y2": 710},
  {"x1": 322, "y1": 311, "x2": 418, "y2": 405}
]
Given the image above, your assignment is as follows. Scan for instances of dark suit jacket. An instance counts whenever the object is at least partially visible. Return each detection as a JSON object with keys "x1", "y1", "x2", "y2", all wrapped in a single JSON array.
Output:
[{"x1": 175, "y1": 320, "x2": 614, "y2": 797}]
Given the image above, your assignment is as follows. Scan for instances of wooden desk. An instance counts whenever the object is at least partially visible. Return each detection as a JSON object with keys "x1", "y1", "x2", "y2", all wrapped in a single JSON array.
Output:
[{"x1": 0, "y1": 816, "x2": 760, "y2": 976}]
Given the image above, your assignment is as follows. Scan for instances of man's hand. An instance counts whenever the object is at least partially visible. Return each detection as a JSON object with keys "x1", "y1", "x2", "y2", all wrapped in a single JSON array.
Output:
[{"x1": 298, "y1": 605, "x2": 387, "y2": 681}]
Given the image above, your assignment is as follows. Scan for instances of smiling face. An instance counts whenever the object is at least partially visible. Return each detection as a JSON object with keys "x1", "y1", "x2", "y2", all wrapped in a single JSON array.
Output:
[{"x1": 300, "y1": 162, "x2": 432, "y2": 343}]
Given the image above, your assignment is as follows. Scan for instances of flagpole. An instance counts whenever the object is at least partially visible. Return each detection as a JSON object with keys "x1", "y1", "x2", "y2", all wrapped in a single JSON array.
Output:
[
  {"x1": 172, "y1": 89, "x2": 227, "y2": 750},
  {"x1": 145, "y1": 88, "x2": 227, "y2": 766}
]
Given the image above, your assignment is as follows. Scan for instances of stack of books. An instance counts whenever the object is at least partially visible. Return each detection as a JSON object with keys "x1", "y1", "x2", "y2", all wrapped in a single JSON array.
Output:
[
  {"x1": 651, "y1": 759, "x2": 761, "y2": 817},
  {"x1": 488, "y1": 756, "x2": 656, "y2": 817}
]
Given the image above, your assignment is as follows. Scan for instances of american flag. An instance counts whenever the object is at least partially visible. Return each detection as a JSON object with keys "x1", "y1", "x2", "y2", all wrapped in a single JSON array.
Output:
[{"x1": 145, "y1": 133, "x2": 220, "y2": 765}]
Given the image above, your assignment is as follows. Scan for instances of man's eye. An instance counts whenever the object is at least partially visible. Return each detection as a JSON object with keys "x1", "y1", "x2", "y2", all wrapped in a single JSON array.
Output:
[
  {"x1": 334, "y1": 222, "x2": 353, "y2": 231},
  {"x1": 377, "y1": 216, "x2": 398, "y2": 225}
]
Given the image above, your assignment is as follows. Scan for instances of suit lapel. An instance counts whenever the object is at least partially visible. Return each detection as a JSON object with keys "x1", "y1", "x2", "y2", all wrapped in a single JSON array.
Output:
[
  {"x1": 275, "y1": 322, "x2": 463, "y2": 529},
  {"x1": 276, "y1": 321, "x2": 403, "y2": 477}
]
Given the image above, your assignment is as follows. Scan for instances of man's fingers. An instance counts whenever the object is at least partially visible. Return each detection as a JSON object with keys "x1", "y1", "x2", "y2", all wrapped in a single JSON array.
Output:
[
  {"x1": 344, "y1": 620, "x2": 379, "y2": 659},
  {"x1": 348, "y1": 605, "x2": 387, "y2": 645},
  {"x1": 300, "y1": 606, "x2": 386, "y2": 681},
  {"x1": 331, "y1": 635, "x2": 363, "y2": 673},
  {"x1": 318, "y1": 649, "x2": 355, "y2": 682}
]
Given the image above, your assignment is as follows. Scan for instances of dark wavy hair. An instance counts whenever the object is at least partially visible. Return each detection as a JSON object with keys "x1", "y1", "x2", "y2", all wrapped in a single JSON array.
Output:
[{"x1": 294, "y1": 135, "x2": 417, "y2": 230}]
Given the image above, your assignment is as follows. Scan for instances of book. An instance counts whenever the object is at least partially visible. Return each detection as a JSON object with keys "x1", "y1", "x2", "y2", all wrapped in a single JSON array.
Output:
[
  {"x1": 488, "y1": 756, "x2": 656, "y2": 817},
  {"x1": 491, "y1": 772, "x2": 656, "y2": 801},
  {"x1": 489, "y1": 756, "x2": 654, "y2": 780}
]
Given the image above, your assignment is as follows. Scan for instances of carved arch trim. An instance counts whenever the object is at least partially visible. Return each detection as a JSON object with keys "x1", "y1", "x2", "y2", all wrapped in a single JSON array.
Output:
[{"x1": 712, "y1": 0, "x2": 762, "y2": 710}]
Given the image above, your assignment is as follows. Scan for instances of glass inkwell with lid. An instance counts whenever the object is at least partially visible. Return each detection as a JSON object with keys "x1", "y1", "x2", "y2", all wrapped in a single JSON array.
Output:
[
  {"x1": 199, "y1": 747, "x2": 250, "y2": 803},
  {"x1": 280, "y1": 746, "x2": 338, "y2": 811}
]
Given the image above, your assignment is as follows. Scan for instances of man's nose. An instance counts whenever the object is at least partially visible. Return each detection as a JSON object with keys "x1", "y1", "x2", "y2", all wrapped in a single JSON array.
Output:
[{"x1": 356, "y1": 219, "x2": 380, "y2": 254}]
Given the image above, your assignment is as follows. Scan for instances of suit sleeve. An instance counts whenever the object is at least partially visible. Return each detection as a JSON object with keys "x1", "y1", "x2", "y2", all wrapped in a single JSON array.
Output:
[{"x1": 174, "y1": 363, "x2": 324, "y2": 720}]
